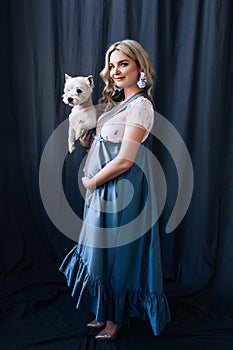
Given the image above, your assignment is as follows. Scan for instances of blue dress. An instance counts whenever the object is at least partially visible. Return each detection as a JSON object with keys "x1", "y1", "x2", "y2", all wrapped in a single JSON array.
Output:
[{"x1": 59, "y1": 93, "x2": 171, "y2": 335}]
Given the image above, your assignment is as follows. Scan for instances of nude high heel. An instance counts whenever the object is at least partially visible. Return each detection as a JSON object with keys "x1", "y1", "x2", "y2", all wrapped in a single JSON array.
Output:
[
  {"x1": 86, "y1": 319, "x2": 106, "y2": 329},
  {"x1": 95, "y1": 319, "x2": 129, "y2": 342},
  {"x1": 95, "y1": 326, "x2": 121, "y2": 342}
]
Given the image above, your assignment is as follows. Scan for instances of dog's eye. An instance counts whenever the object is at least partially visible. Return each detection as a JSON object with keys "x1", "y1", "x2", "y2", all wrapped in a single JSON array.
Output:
[{"x1": 76, "y1": 89, "x2": 82, "y2": 94}]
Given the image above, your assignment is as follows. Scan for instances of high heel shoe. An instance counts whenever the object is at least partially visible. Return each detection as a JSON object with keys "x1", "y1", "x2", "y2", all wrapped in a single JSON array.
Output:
[
  {"x1": 95, "y1": 327, "x2": 121, "y2": 342},
  {"x1": 86, "y1": 319, "x2": 106, "y2": 329},
  {"x1": 95, "y1": 319, "x2": 129, "y2": 342}
]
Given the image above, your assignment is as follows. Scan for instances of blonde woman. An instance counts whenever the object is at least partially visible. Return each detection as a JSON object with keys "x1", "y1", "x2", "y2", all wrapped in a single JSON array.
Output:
[{"x1": 60, "y1": 39, "x2": 171, "y2": 342}]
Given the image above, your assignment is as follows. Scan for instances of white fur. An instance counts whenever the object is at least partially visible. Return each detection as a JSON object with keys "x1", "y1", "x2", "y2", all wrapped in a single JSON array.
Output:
[{"x1": 63, "y1": 74, "x2": 97, "y2": 153}]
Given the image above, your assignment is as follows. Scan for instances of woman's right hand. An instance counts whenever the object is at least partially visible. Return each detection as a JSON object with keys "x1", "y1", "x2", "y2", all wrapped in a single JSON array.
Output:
[{"x1": 79, "y1": 130, "x2": 92, "y2": 148}]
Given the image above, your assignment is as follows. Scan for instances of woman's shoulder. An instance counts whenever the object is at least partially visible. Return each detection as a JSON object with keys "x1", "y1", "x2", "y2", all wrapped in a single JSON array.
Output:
[{"x1": 127, "y1": 95, "x2": 154, "y2": 111}]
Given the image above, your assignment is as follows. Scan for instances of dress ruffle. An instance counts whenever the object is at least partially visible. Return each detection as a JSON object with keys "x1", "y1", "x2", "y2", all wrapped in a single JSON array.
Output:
[{"x1": 60, "y1": 245, "x2": 171, "y2": 336}]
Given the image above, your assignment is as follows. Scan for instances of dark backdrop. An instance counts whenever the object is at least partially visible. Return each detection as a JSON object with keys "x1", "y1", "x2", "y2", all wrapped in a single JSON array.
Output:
[{"x1": 1, "y1": 0, "x2": 233, "y2": 349}]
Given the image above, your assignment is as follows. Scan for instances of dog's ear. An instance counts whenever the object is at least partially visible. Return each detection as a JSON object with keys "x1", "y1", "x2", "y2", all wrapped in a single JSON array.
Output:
[
  {"x1": 65, "y1": 74, "x2": 72, "y2": 81},
  {"x1": 86, "y1": 75, "x2": 94, "y2": 87}
]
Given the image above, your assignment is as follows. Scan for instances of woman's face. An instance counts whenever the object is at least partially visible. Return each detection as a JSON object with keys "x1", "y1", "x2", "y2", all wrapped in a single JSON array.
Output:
[{"x1": 109, "y1": 50, "x2": 140, "y2": 90}]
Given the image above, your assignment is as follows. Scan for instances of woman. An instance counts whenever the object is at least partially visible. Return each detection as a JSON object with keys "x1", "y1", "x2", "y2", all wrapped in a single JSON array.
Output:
[{"x1": 59, "y1": 39, "x2": 171, "y2": 342}]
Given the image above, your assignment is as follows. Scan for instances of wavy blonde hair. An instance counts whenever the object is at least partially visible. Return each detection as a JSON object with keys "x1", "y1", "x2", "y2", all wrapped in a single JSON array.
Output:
[{"x1": 99, "y1": 39, "x2": 155, "y2": 105}]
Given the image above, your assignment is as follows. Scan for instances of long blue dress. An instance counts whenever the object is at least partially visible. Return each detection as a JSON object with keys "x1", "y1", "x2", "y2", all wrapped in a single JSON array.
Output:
[{"x1": 59, "y1": 93, "x2": 171, "y2": 335}]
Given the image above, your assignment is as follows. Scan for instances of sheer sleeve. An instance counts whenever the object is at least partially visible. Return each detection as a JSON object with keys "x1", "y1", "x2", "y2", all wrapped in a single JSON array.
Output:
[{"x1": 126, "y1": 97, "x2": 154, "y2": 134}]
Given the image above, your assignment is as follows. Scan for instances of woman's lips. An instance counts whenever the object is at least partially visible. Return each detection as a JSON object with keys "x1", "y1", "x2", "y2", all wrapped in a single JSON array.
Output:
[{"x1": 115, "y1": 77, "x2": 125, "y2": 81}]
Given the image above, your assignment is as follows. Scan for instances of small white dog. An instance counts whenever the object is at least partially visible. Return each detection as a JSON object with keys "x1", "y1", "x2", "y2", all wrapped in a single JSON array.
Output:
[{"x1": 63, "y1": 74, "x2": 97, "y2": 153}]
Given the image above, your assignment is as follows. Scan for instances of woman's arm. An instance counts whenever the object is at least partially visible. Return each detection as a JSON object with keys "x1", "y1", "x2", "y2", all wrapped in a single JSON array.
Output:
[{"x1": 82, "y1": 124, "x2": 146, "y2": 192}]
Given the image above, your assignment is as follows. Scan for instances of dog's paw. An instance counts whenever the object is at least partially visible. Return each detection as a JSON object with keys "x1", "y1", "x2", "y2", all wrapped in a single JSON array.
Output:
[{"x1": 69, "y1": 144, "x2": 76, "y2": 153}]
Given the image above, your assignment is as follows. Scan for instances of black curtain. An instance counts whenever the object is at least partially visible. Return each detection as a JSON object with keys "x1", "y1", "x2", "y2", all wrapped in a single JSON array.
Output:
[{"x1": 1, "y1": 0, "x2": 233, "y2": 349}]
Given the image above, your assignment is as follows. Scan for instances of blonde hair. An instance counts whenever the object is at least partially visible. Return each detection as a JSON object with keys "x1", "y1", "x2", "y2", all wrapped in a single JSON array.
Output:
[{"x1": 99, "y1": 39, "x2": 155, "y2": 105}]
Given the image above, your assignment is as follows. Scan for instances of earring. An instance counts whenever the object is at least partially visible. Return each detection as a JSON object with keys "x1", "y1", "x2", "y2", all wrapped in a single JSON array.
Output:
[
  {"x1": 114, "y1": 83, "x2": 123, "y2": 91},
  {"x1": 137, "y1": 72, "x2": 147, "y2": 88}
]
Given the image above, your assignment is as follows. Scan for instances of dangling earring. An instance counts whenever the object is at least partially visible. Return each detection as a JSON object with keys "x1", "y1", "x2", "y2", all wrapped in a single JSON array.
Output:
[
  {"x1": 114, "y1": 83, "x2": 123, "y2": 91},
  {"x1": 137, "y1": 72, "x2": 147, "y2": 89}
]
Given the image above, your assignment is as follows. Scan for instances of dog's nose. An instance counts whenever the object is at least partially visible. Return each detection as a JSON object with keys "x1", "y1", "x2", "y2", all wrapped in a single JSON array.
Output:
[{"x1": 68, "y1": 97, "x2": 73, "y2": 103}]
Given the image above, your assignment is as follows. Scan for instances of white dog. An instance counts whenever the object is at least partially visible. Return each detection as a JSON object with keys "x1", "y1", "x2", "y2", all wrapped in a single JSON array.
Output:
[{"x1": 63, "y1": 74, "x2": 97, "y2": 153}]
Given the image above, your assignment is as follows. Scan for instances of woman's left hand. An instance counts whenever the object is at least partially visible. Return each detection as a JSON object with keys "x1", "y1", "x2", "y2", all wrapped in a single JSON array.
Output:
[{"x1": 82, "y1": 176, "x2": 96, "y2": 193}]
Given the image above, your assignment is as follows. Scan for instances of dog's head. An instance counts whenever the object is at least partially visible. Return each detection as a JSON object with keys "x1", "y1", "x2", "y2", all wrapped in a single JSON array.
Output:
[{"x1": 62, "y1": 74, "x2": 94, "y2": 106}]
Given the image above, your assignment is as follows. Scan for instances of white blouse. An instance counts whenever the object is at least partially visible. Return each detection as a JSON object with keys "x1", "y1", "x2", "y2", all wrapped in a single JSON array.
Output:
[{"x1": 98, "y1": 97, "x2": 154, "y2": 143}]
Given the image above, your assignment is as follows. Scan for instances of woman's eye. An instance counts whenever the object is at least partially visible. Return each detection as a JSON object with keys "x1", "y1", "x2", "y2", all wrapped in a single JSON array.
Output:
[
  {"x1": 120, "y1": 62, "x2": 128, "y2": 67},
  {"x1": 76, "y1": 89, "x2": 82, "y2": 94},
  {"x1": 109, "y1": 65, "x2": 113, "y2": 70}
]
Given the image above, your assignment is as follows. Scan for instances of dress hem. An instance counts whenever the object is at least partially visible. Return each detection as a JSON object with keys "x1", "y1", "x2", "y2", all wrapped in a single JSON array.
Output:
[{"x1": 59, "y1": 245, "x2": 171, "y2": 336}]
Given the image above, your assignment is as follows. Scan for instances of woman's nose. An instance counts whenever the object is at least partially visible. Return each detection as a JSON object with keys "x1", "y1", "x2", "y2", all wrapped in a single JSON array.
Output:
[{"x1": 113, "y1": 66, "x2": 120, "y2": 75}]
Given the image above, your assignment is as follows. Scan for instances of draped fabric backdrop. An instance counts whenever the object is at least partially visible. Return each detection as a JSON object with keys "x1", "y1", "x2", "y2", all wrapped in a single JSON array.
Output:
[{"x1": 1, "y1": 0, "x2": 233, "y2": 349}]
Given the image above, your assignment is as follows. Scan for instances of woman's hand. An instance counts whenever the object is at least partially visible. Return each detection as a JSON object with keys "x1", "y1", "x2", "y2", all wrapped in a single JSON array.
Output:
[
  {"x1": 79, "y1": 130, "x2": 92, "y2": 148},
  {"x1": 82, "y1": 176, "x2": 96, "y2": 193}
]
